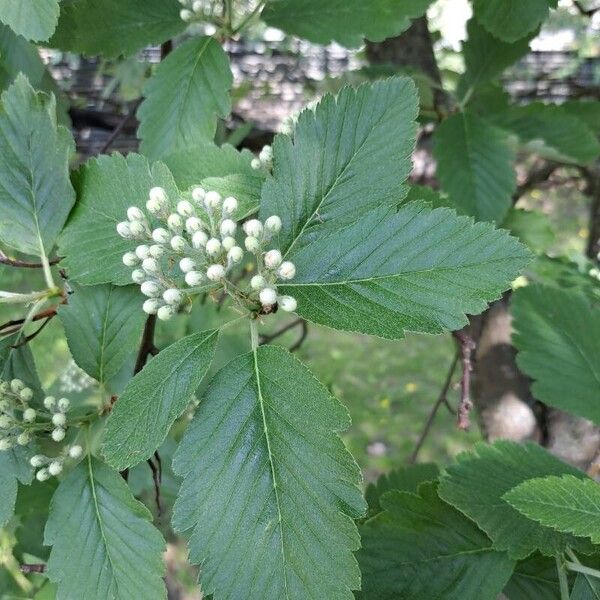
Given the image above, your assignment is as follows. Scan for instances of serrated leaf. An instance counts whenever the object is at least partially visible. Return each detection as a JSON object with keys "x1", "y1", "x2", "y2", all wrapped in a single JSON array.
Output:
[
  {"x1": 59, "y1": 153, "x2": 180, "y2": 285},
  {"x1": 358, "y1": 482, "x2": 515, "y2": 600},
  {"x1": 562, "y1": 100, "x2": 600, "y2": 136},
  {"x1": 491, "y1": 103, "x2": 600, "y2": 165},
  {"x1": 503, "y1": 553, "x2": 561, "y2": 600},
  {"x1": 505, "y1": 475, "x2": 600, "y2": 545},
  {"x1": 503, "y1": 208, "x2": 555, "y2": 253},
  {"x1": 103, "y1": 329, "x2": 218, "y2": 471},
  {"x1": 472, "y1": 0, "x2": 557, "y2": 43},
  {"x1": 58, "y1": 284, "x2": 146, "y2": 388},
  {"x1": 260, "y1": 77, "x2": 419, "y2": 254},
  {"x1": 438, "y1": 440, "x2": 593, "y2": 559},
  {"x1": 365, "y1": 463, "x2": 439, "y2": 517},
  {"x1": 173, "y1": 345, "x2": 365, "y2": 600},
  {"x1": 0, "y1": 0, "x2": 59, "y2": 41},
  {"x1": 49, "y1": 0, "x2": 185, "y2": 58},
  {"x1": 138, "y1": 37, "x2": 232, "y2": 160},
  {"x1": 511, "y1": 285, "x2": 600, "y2": 425},
  {"x1": 44, "y1": 456, "x2": 166, "y2": 600},
  {"x1": 262, "y1": 0, "x2": 432, "y2": 48},
  {"x1": 278, "y1": 201, "x2": 529, "y2": 339},
  {"x1": 0, "y1": 74, "x2": 75, "y2": 257},
  {"x1": 433, "y1": 111, "x2": 516, "y2": 222},
  {"x1": 199, "y1": 174, "x2": 262, "y2": 218}
]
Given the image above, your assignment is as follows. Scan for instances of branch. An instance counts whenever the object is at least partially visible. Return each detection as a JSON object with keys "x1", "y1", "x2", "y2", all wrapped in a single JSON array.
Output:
[
  {"x1": 453, "y1": 330, "x2": 476, "y2": 430},
  {"x1": 133, "y1": 314, "x2": 158, "y2": 374},
  {"x1": 98, "y1": 98, "x2": 142, "y2": 155},
  {"x1": 259, "y1": 318, "x2": 308, "y2": 352},
  {"x1": 514, "y1": 161, "x2": 560, "y2": 204},
  {"x1": 11, "y1": 315, "x2": 53, "y2": 348},
  {"x1": 0, "y1": 249, "x2": 61, "y2": 269}
]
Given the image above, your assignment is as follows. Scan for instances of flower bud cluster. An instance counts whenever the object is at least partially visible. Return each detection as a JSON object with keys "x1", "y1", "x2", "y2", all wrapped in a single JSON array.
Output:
[
  {"x1": 30, "y1": 443, "x2": 84, "y2": 482},
  {"x1": 178, "y1": 0, "x2": 206, "y2": 21},
  {"x1": 251, "y1": 145, "x2": 273, "y2": 171}
]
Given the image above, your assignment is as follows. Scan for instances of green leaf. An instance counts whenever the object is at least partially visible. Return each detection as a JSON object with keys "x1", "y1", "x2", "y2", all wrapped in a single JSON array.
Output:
[
  {"x1": 572, "y1": 571, "x2": 600, "y2": 600},
  {"x1": 260, "y1": 77, "x2": 419, "y2": 254},
  {"x1": 433, "y1": 111, "x2": 516, "y2": 222},
  {"x1": 502, "y1": 208, "x2": 555, "y2": 253},
  {"x1": 45, "y1": 456, "x2": 166, "y2": 600},
  {"x1": 438, "y1": 440, "x2": 593, "y2": 559},
  {"x1": 562, "y1": 100, "x2": 600, "y2": 137},
  {"x1": 0, "y1": 74, "x2": 75, "y2": 257},
  {"x1": 503, "y1": 554, "x2": 561, "y2": 600},
  {"x1": 279, "y1": 200, "x2": 529, "y2": 339},
  {"x1": 138, "y1": 37, "x2": 232, "y2": 160},
  {"x1": 262, "y1": 0, "x2": 432, "y2": 48},
  {"x1": 472, "y1": 0, "x2": 556, "y2": 43},
  {"x1": 459, "y1": 18, "x2": 532, "y2": 99},
  {"x1": 58, "y1": 284, "x2": 146, "y2": 388},
  {"x1": 50, "y1": 0, "x2": 185, "y2": 58},
  {"x1": 365, "y1": 463, "x2": 439, "y2": 517},
  {"x1": 59, "y1": 153, "x2": 180, "y2": 285},
  {"x1": 491, "y1": 103, "x2": 600, "y2": 165},
  {"x1": 511, "y1": 285, "x2": 600, "y2": 426},
  {"x1": 0, "y1": 0, "x2": 59, "y2": 41},
  {"x1": 505, "y1": 475, "x2": 600, "y2": 545},
  {"x1": 103, "y1": 329, "x2": 219, "y2": 471},
  {"x1": 173, "y1": 345, "x2": 366, "y2": 599},
  {"x1": 358, "y1": 482, "x2": 515, "y2": 600}
]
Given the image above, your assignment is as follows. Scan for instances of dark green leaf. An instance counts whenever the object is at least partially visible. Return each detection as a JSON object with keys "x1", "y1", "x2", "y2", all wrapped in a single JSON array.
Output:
[
  {"x1": 503, "y1": 553, "x2": 561, "y2": 600},
  {"x1": 0, "y1": 0, "x2": 59, "y2": 41},
  {"x1": 562, "y1": 100, "x2": 600, "y2": 136},
  {"x1": 572, "y1": 572, "x2": 600, "y2": 600}
]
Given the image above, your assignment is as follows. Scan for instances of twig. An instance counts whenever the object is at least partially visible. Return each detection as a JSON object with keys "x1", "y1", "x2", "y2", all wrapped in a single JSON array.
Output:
[
  {"x1": 259, "y1": 318, "x2": 303, "y2": 344},
  {"x1": 11, "y1": 316, "x2": 53, "y2": 348},
  {"x1": 98, "y1": 98, "x2": 142, "y2": 155},
  {"x1": 408, "y1": 352, "x2": 460, "y2": 464},
  {"x1": 514, "y1": 161, "x2": 560, "y2": 203},
  {"x1": 20, "y1": 564, "x2": 46, "y2": 574},
  {"x1": 289, "y1": 320, "x2": 308, "y2": 352},
  {"x1": 0, "y1": 306, "x2": 59, "y2": 334},
  {"x1": 133, "y1": 315, "x2": 158, "y2": 374},
  {"x1": 146, "y1": 456, "x2": 162, "y2": 515},
  {"x1": 453, "y1": 330, "x2": 476, "y2": 430},
  {"x1": 0, "y1": 250, "x2": 61, "y2": 269}
]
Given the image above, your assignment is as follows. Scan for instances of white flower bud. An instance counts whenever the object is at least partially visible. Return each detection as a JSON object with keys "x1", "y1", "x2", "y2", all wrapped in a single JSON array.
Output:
[
  {"x1": 206, "y1": 264, "x2": 226, "y2": 281},
  {"x1": 228, "y1": 246, "x2": 244, "y2": 263},
  {"x1": 129, "y1": 221, "x2": 146, "y2": 237},
  {"x1": 191, "y1": 187, "x2": 206, "y2": 204},
  {"x1": 127, "y1": 206, "x2": 144, "y2": 222},
  {"x1": 146, "y1": 197, "x2": 163, "y2": 215},
  {"x1": 142, "y1": 258, "x2": 160, "y2": 274},
  {"x1": 243, "y1": 219, "x2": 263, "y2": 238},
  {"x1": 167, "y1": 213, "x2": 184, "y2": 232},
  {"x1": 0, "y1": 439, "x2": 12, "y2": 451},
  {"x1": 204, "y1": 191, "x2": 222, "y2": 209},
  {"x1": 11, "y1": 379, "x2": 23, "y2": 392},
  {"x1": 185, "y1": 271, "x2": 204, "y2": 287},
  {"x1": 20, "y1": 387, "x2": 33, "y2": 402},
  {"x1": 251, "y1": 158, "x2": 261, "y2": 170},
  {"x1": 179, "y1": 257, "x2": 196, "y2": 273},
  {"x1": 122, "y1": 252, "x2": 139, "y2": 267},
  {"x1": 69, "y1": 445, "x2": 83, "y2": 459},
  {"x1": 157, "y1": 305, "x2": 175, "y2": 321},
  {"x1": 192, "y1": 0, "x2": 203, "y2": 12},
  {"x1": 43, "y1": 396, "x2": 56, "y2": 410},
  {"x1": 245, "y1": 236, "x2": 260, "y2": 252},
  {"x1": 163, "y1": 289, "x2": 183, "y2": 306},
  {"x1": 17, "y1": 432, "x2": 31, "y2": 445},
  {"x1": 58, "y1": 398, "x2": 70, "y2": 412},
  {"x1": 149, "y1": 244, "x2": 165, "y2": 259},
  {"x1": 170, "y1": 235, "x2": 187, "y2": 253},
  {"x1": 116, "y1": 221, "x2": 132, "y2": 238},
  {"x1": 206, "y1": 238, "x2": 222, "y2": 256},
  {"x1": 220, "y1": 219, "x2": 236, "y2": 237},
  {"x1": 0, "y1": 415, "x2": 10, "y2": 428},
  {"x1": 51, "y1": 428, "x2": 65, "y2": 442},
  {"x1": 152, "y1": 228, "x2": 171, "y2": 244},
  {"x1": 132, "y1": 269, "x2": 146, "y2": 284},
  {"x1": 30, "y1": 455, "x2": 46, "y2": 467},
  {"x1": 192, "y1": 230, "x2": 209, "y2": 249},
  {"x1": 141, "y1": 281, "x2": 162, "y2": 297},
  {"x1": 177, "y1": 200, "x2": 195, "y2": 217},
  {"x1": 278, "y1": 295, "x2": 297, "y2": 312},
  {"x1": 48, "y1": 461, "x2": 63, "y2": 476},
  {"x1": 23, "y1": 408, "x2": 36, "y2": 423},
  {"x1": 251, "y1": 275, "x2": 266, "y2": 290},
  {"x1": 143, "y1": 298, "x2": 162, "y2": 314},
  {"x1": 0, "y1": 382, "x2": 7, "y2": 393},
  {"x1": 135, "y1": 245, "x2": 151, "y2": 260},
  {"x1": 149, "y1": 186, "x2": 167, "y2": 205},
  {"x1": 36, "y1": 468, "x2": 49, "y2": 482},
  {"x1": 265, "y1": 215, "x2": 282, "y2": 234},
  {"x1": 222, "y1": 236, "x2": 236, "y2": 251},
  {"x1": 186, "y1": 216, "x2": 203, "y2": 234},
  {"x1": 259, "y1": 145, "x2": 273, "y2": 164},
  {"x1": 180, "y1": 8, "x2": 193, "y2": 20},
  {"x1": 259, "y1": 287, "x2": 277, "y2": 306},
  {"x1": 278, "y1": 261, "x2": 296, "y2": 280},
  {"x1": 52, "y1": 413, "x2": 66, "y2": 427},
  {"x1": 264, "y1": 249, "x2": 282, "y2": 269},
  {"x1": 222, "y1": 197, "x2": 238, "y2": 214}
]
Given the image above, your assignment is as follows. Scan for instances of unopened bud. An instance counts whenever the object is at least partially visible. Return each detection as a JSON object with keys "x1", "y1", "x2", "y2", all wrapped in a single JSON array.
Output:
[
  {"x1": 185, "y1": 271, "x2": 204, "y2": 287},
  {"x1": 278, "y1": 261, "x2": 296, "y2": 280},
  {"x1": 259, "y1": 287, "x2": 277, "y2": 306},
  {"x1": 10, "y1": 379, "x2": 24, "y2": 393},
  {"x1": 141, "y1": 281, "x2": 162, "y2": 297},
  {"x1": 48, "y1": 461, "x2": 63, "y2": 476},
  {"x1": 206, "y1": 238, "x2": 222, "y2": 256},
  {"x1": 220, "y1": 219, "x2": 236, "y2": 237},
  {"x1": 129, "y1": 221, "x2": 146, "y2": 237},
  {"x1": 191, "y1": 187, "x2": 206, "y2": 204},
  {"x1": 222, "y1": 236, "x2": 236, "y2": 251},
  {"x1": 30, "y1": 455, "x2": 46, "y2": 467},
  {"x1": 36, "y1": 468, "x2": 50, "y2": 482},
  {"x1": 243, "y1": 219, "x2": 263, "y2": 238},
  {"x1": 123, "y1": 252, "x2": 139, "y2": 267},
  {"x1": 264, "y1": 249, "x2": 282, "y2": 269},
  {"x1": 265, "y1": 215, "x2": 282, "y2": 234},
  {"x1": 204, "y1": 191, "x2": 222, "y2": 209},
  {"x1": 116, "y1": 221, "x2": 132, "y2": 238},
  {"x1": 135, "y1": 245, "x2": 151, "y2": 260},
  {"x1": 143, "y1": 298, "x2": 161, "y2": 314},
  {"x1": 222, "y1": 197, "x2": 238, "y2": 214},
  {"x1": 163, "y1": 289, "x2": 183, "y2": 306},
  {"x1": 0, "y1": 415, "x2": 10, "y2": 428},
  {"x1": 167, "y1": 214, "x2": 184, "y2": 232},
  {"x1": 69, "y1": 445, "x2": 83, "y2": 459},
  {"x1": 17, "y1": 432, "x2": 31, "y2": 445},
  {"x1": 127, "y1": 207, "x2": 144, "y2": 222},
  {"x1": 206, "y1": 264, "x2": 226, "y2": 281},
  {"x1": 152, "y1": 228, "x2": 170, "y2": 244},
  {"x1": 157, "y1": 305, "x2": 175, "y2": 321},
  {"x1": 186, "y1": 217, "x2": 203, "y2": 234},
  {"x1": 20, "y1": 387, "x2": 33, "y2": 402},
  {"x1": 149, "y1": 187, "x2": 167, "y2": 205},
  {"x1": 44, "y1": 396, "x2": 56, "y2": 410},
  {"x1": 192, "y1": 230, "x2": 209, "y2": 249},
  {"x1": 278, "y1": 296, "x2": 297, "y2": 312},
  {"x1": 251, "y1": 275, "x2": 266, "y2": 290},
  {"x1": 58, "y1": 398, "x2": 70, "y2": 412},
  {"x1": 149, "y1": 244, "x2": 165, "y2": 258},
  {"x1": 51, "y1": 428, "x2": 65, "y2": 442},
  {"x1": 170, "y1": 235, "x2": 187, "y2": 253},
  {"x1": 228, "y1": 246, "x2": 244, "y2": 263},
  {"x1": 23, "y1": 408, "x2": 36, "y2": 423},
  {"x1": 52, "y1": 413, "x2": 66, "y2": 427},
  {"x1": 179, "y1": 258, "x2": 196, "y2": 273},
  {"x1": 245, "y1": 236, "x2": 260, "y2": 252},
  {"x1": 177, "y1": 200, "x2": 195, "y2": 217},
  {"x1": 180, "y1": 8, "x2": 193, "y2": 21},
  {"x1": 142, "y1": 258, "x2": 160, "y2": 274},
  {"x1": 132, "y1": 269, "x2": 146, "y2": 284}
]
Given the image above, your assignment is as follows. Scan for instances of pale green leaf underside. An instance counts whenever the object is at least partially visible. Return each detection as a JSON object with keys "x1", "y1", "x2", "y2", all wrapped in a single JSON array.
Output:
[
  {"x1": 279, "y1": 201, "x2": 529, "y2": 339},
  {"x1": 572, "y1": 572, "x2": 600, "y2": 600},
  {"x1": 103, "y1": 329, "x2": 219, "y2": 470},
  {"x1": 50, "y1": 0, "x2": 185, "y2": 58},
  {"x1": 433, "y1": 111, "x2": 516, "y2": 222},
  {"x1": 58, "y1": 284, "x2": 146, "y2": 386},
  {"x1": 173, "y1": 345, "x2": 366, "y2": 599},
  {"x1": 473, "y1": 0, "x2": 556, "y2": 43},
  {"x1": 0, "y1": 0, "x2": 59, "y2": 41},
  {"x1": 438, "y1": 440, "x2": 593, "y2": 559},
  {"x1": 59, "y1": 153, "x2": 180, "y2": 286},
  {"x1": 505, "y1": 475, "x2": 600, "y2": 545},
  {"x1": 511, "y1": 285, "x2": 600, "y2": 426},
  {"x1": 138, "y1": 37, "x2": 233, "y2": 160},
  {"x1": 259, "y1": 77, "x2": 419, "y2": 255},
  {"x1": 358, "y1": 483, "x2": 515, "y2": 600},
  {"x1": 0, "y1": 74, "x2": 75, "y2": 257},
  {"x1": 262, "y1": 0, "x2": 432, "y2": 48},
  {"x1": 45, "y1": 456, "x2": 166, "y2": 600}
]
